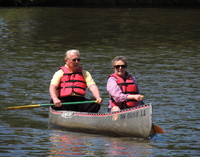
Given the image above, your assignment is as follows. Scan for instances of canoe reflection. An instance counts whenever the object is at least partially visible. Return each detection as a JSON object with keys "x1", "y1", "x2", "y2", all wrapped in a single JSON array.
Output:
[
  {"x1": 49, "y1": 132, "x2": 86, "y2": 156},
  {"x1": 49, "y1": 130, "x2": 153, "y2": 156}
]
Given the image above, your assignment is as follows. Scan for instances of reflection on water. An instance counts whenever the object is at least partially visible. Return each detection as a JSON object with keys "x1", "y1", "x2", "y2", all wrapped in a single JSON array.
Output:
[
  {"x1": 50, "y1": 132, "x2": 86, "y2": 156},
  {"x1": 49, "y1": 130, "x2": 153, "y2": 156},
  {"x1": 0, "y1": 7, "x2": 200, "y2": 156}
]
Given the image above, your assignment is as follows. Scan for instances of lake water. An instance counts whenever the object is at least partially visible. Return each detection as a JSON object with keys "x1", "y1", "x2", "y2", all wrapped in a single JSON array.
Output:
[{"x1": 0, "y1": 7, "x2": 200, "y2": 156}]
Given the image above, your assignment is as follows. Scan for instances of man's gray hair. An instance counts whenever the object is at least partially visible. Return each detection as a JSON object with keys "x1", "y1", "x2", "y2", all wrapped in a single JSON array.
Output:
[
  {"x1": 65, "y1": 49, "x2": 80, "y2": 59},
  {"x1": 111, "y1": 56, "x2": 128, "y2": 67}
]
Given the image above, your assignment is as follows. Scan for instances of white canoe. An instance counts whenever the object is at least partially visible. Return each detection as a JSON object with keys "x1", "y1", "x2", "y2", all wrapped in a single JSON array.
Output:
[{"x1": 49, "y1": 103, "x2": 153, "y2": 139}]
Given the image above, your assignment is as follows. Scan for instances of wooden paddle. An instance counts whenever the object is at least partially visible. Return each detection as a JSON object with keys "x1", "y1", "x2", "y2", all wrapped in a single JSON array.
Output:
[
  {"x1": 151, "y1": 123, "x2": 164, "y2": 133},
  {"x1": 139, "y1": 96, "x2": 164, "y2": 134},
  {"x1": 4, "y1": 100, "x2": 97, "y2": 110}
]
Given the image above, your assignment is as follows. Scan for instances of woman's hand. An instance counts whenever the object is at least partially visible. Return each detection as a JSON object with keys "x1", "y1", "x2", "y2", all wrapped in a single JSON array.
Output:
[{"x1": 127, "y1": 94, "x2": 144, "y2": 101}]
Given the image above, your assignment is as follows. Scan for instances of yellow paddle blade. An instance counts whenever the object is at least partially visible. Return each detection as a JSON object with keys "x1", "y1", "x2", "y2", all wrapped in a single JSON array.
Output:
[{"x1": 4, "y1": 104, "x2": 41, "y2": 110}]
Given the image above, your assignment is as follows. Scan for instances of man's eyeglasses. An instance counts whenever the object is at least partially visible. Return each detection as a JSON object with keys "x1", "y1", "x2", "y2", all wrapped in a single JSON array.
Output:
[
  {"x1": 69, "y1": 58, "x2": 81, "y2": 62},
  {"x1": 114, "y1": 65, "x2": 126, "y2": 69}
]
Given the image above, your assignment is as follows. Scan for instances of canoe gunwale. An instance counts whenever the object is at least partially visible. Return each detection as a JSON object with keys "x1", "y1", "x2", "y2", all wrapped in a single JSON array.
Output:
[{"x1": 50, "y1": 103, "x2": 151, "y2": 116}]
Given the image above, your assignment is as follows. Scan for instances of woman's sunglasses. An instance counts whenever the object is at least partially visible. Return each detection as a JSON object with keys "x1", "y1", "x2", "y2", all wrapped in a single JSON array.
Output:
[{"x1": 114, "y1": 65, "x2": 126, "y2": 69}]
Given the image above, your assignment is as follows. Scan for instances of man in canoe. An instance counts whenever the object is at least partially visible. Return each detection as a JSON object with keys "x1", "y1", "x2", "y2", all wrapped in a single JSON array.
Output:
[
  {"x1": 107, "y1": 56, "x2": 144, "y2": 112},
  {"x1": 49, "y1": 49, "x2": 102, "y2": 112}
]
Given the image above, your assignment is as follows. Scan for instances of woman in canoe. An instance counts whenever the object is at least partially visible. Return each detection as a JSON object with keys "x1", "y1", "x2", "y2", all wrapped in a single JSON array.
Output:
[{"x1": 107, "y1": 56, "x2": 144, "y2": 112}]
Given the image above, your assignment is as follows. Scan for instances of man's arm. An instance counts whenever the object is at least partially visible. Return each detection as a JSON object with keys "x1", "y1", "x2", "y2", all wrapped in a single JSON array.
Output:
[
  {"x1": 89, "y1": 84, "x2": 102, "y2": 105},
  {"x1": 49, "y1": 69, "x2": 64, "y2": 107},
  {"x1": 49, "y1": 84, "x2": 62, "y2": 107}
]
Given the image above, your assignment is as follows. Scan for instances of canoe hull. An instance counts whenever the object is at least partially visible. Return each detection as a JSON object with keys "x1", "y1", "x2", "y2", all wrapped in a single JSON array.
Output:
[{"x1": 49, "y1": 103, "x2": 152, "y2": 139}]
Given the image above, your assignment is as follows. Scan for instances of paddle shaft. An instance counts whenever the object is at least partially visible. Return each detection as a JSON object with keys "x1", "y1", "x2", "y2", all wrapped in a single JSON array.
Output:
[
  {"x1": 4, "y1": 100, "x2": 97, "y2": 110},
  {"x1": 41, "y1": 100, "x2": 97, "y2": 106}
]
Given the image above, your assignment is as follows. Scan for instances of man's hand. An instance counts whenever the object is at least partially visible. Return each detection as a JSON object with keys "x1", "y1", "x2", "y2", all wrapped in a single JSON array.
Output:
[
  {"x1": 96, "y1": 97, "x2": 102, "y2": 105},
  {"x1": 53, "y1": 98, "x2": 62, "y2": 107}
]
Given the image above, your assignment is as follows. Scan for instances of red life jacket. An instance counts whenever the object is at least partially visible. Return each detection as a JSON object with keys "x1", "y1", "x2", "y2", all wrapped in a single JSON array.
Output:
[
  {"x1": 57, "y1": 66, "x2": 87, "y2": 97},
  {"x1": 109, "y1": 73, "x2": 138, "y2": 109}
]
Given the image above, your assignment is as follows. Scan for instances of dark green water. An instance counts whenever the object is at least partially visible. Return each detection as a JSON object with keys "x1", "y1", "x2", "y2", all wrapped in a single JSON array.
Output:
[{"x1": 0, "y1": 7, "x2": 200, "y2": 156}]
